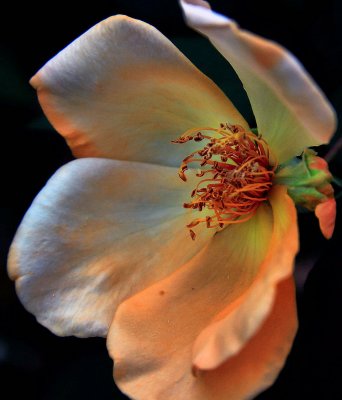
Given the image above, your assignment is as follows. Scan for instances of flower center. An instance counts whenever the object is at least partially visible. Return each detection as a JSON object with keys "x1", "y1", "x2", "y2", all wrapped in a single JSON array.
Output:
[{"x1": 172, "y1": 124, "x2": 277, "y2": 240}]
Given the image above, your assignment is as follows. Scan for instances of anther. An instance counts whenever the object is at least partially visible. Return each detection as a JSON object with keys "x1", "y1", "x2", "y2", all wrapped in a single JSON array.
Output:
[{"x1": 172, "y1": 124, "x2": 277, "y2": 239}]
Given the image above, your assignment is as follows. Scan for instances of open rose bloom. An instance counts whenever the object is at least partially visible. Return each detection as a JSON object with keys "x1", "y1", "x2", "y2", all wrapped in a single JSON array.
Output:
[{"x1": 8, "y1": 1, "x2": 336, "y2": 399}]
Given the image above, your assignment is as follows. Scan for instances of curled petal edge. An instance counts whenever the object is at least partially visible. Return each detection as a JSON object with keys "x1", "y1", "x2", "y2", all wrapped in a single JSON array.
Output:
[{"x1": 192, "y1": 185, "x2": 299, "y2": 370}]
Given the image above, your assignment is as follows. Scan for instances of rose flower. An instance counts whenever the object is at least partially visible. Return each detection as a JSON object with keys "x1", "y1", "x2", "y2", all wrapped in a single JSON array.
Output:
[{"x1": 8, "y1": 1, "x2": 336, "y2": 399}]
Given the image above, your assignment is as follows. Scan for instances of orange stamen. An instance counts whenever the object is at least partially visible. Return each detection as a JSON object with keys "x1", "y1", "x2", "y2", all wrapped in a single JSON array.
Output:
[{"x1": 172, "y1": 123, "x2": 277, "y2": 239}]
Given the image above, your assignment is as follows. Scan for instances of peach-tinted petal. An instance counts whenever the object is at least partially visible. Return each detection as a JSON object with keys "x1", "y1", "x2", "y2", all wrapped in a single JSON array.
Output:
[
  {"x1": 194, "y1": 278, "x2": 297, "y2": 400},
  {"x1": 108, "y1": 277, "x2": 297, "y2": 400},
  {"x1": 315, "y1": 198, "x2": 336, "y2": 239},
  {"x1": 193, "y1": 185, "x2": 298, "y2": 369},
  {"x1": 179, "y1": 0, "x2": 336, "y2": 163},
  {"x1": 8, "y1": 158, "x2": 213, "y2": 338},
  {"x1": 31, "y1": 15, "x2": 247, "y2": 167},
  {"x1": 107, "y1": 186, "x2": 298, "y2": 399}
]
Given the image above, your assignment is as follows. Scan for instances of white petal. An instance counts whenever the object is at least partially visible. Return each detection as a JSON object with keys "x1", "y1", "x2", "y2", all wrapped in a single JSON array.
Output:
[
  {"x1": 31, "y1": 15, "x2": 247, "y2": 167},
  {"x1": 8, "y1": 158, "x2": 213, "y2": 337},
  {"x1": 180, "y1": 0, "x2": 336, "y2": 163}
]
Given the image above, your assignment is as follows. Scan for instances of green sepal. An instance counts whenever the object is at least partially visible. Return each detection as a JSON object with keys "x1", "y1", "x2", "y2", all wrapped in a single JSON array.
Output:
[{"x1": 275, "y1": 149, "x2": 334, "y2": 211}]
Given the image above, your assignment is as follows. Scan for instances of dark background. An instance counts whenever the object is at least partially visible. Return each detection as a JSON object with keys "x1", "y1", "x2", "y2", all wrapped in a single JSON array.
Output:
[{"x1": 1, "y1": 0, "x2": 341, "y2": 399}]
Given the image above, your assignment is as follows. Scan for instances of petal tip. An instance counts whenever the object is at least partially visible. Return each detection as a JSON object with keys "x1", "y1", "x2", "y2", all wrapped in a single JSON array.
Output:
[
  {"x1": 181, "y1": 0, "x2": 211, "y2": 9},
  {"x1": 29, "y1": 73, "x2": 40, "y2": 89},
  {"x1": 179, "y1": 0, "x2": 235, "y2": 28},
  {"x1": 315, "y1": 198, "x2": 336, "y2": 239}
]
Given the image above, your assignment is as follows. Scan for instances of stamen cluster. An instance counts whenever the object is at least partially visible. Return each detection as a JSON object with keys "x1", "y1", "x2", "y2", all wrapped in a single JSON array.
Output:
[{"x1": 172, "y1": 124, "x2": 277, "y2": 239}]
